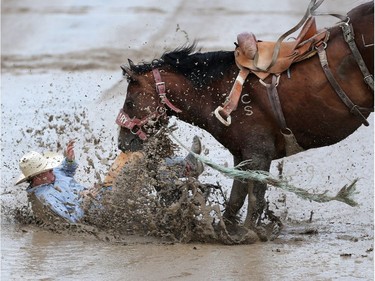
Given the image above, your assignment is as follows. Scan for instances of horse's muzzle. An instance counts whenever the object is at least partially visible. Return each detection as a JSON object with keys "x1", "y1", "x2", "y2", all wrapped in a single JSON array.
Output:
[{"x1": 118, "y1": 131, "x2": 143, "y2": 152}]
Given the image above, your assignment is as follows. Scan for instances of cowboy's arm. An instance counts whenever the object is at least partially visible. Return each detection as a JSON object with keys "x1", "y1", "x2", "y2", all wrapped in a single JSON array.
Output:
[
  {"x1": 59, "y1": 159, "x2": 78, "y2": 177},
  {"x1": 59, "y1": 139, "x2": 78, "y2": 177}
]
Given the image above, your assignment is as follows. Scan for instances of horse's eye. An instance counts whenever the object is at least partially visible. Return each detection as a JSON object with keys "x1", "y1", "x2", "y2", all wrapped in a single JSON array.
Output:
[{"x1": 126, "y1": 100, "x2": 135, "y2": 109}]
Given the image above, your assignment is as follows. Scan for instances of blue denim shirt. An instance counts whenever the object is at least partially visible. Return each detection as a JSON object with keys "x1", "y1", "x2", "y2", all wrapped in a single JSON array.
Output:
[{"x1": 26, "y1": 159, "x2": 87, "y2": 223}]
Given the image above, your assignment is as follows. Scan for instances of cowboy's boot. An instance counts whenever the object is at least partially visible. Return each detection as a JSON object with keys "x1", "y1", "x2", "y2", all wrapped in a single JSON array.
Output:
[
  {"x1": 103, "y1": 151, "x2": 144, "y2": 186},
  {"x1": 184, "y1": 136, "x2": 204, "y2": 178}
]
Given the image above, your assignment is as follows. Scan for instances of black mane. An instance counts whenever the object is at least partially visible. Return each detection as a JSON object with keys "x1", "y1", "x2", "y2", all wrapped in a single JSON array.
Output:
[{"x1": 128, "y1": 45, "x2": 235, "y2": 88}]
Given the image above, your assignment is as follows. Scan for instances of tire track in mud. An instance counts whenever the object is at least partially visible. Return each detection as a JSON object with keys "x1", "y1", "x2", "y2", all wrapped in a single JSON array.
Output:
[
  {"x1": 144, "y1": 0, "x2": 190, "y2": 47},
  {"x1": 2, "y1": 0, "x2": 364, "y2": 74},
  {"x1": 99, "y1": 0, "x2": 188, "y2": 101},
  {"x1": 1, "y1": 1, "x2": 188, "y2": 74},
  {"x1": 1, "y1": 1, "x2": 293, "y2": 74},
  {"x1": 1, "y1": 49, "x2": 124, "y2": 73}
]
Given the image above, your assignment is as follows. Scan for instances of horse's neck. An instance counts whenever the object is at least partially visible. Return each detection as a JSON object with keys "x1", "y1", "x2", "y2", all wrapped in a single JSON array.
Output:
[{"x1": 171, "y1": 70, "x2": 238, "y2": 129}]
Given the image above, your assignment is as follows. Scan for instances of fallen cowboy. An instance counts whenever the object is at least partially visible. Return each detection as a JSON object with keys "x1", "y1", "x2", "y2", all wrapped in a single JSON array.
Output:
[
  {"x1": 13, "y1": 132, "x2": 264, "y2": 244},
  {"x1": 15, "y1": 136, "x2": 204, "y2": 226}
]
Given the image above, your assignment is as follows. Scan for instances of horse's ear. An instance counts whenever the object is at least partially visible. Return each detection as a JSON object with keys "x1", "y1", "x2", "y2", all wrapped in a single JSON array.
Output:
[
  {"x1": 120, "y1": 64, "x2": 128, "y2": 75},
  {"x1": 120, "y1": 64, "x2": 136, "y2": 80},
  {"x1": 121, "y1": 59, "x2": 138, "y2": 80},
  {"x1": 128, "y1": 59, "x2": 135, "y2": 68}
]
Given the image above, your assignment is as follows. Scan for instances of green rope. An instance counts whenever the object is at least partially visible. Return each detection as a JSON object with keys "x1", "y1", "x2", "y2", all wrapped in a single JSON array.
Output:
[{"x1": 170, "y1": 133, "x2": 358, "y2": 207}]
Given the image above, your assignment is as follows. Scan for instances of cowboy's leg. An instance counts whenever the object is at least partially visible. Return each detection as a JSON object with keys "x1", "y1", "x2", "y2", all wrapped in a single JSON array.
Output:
[
  {"x1": 164, "y1": 135, "x2": 204, "y2": 178},
  {"x1": 103, "y1": 151, "x2": 145, "y2": 186}
]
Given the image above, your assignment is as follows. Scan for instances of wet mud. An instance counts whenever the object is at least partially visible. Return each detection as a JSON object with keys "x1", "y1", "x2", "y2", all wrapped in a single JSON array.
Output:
[
  {"x1": 9, "y1": 128, "x2": 279, "y2": 245},
  {"x1": 1, "y1": 0, "x2": 373, "y2": 280}
]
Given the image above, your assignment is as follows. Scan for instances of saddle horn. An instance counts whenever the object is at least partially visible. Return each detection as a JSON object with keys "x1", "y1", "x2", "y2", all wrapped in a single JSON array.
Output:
[{"x1": 237, "y1": 32, "x2": 258, "y2": 60}]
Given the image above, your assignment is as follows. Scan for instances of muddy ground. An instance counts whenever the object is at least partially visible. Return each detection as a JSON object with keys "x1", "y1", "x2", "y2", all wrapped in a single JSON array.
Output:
[{"x1": 1, "y1": 0, "x2": 373, "y2": 280}]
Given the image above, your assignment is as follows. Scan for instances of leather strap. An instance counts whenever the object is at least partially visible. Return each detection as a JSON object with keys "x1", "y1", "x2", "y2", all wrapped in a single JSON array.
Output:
[
  {"x1": 316, "y1": 44, "x2": 370, "y2": 126},
  {"x1": 255, "y1": 0, "x2": 326, "y2": 72},
  {"x1": 261, "y1": 74, "x2": 305, "y2": 155},
  {"x1": 214, "y1": 68, "x2": 250, "y2": 126},
  {"x1": 116, "y1": 68, "x2": 182, "y2": 141},
  {"x1": 152, "y1": 68, "x2": 182, "y2": 113},
  {"x1": 340, "y1": 22, "x2": 374, "y2": 91},
  {"x1": 261, "y1": 75, "x2": 287, "y2": 130}
]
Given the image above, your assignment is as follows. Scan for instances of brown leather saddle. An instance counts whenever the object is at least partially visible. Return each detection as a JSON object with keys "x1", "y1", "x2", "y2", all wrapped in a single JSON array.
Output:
[
  {"x1": 214, "y1": 16, "x2": 330, "y2": 155},
  {"x1": 215, "y1": 10, "x2": 370, "y2": 156},
  {"x1": 235, "y1": 16, "x2": 329, "y2": 79}
]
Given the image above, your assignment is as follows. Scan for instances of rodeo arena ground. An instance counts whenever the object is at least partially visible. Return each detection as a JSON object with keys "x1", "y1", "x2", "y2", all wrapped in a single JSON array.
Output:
[{"x1": 1, "y1": 0, "x2": 374, "y2": 280}]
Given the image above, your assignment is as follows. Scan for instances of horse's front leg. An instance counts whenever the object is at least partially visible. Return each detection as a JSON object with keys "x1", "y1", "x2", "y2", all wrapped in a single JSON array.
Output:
[
  {"x1": 222, "y1": 153, "x2": 247, "y2": 225},
  {"x1": 223, "y1": 178, "x2": 268, "y2": 239},
  {"x1": 244, "y1": 180, "x2": 256, "y2": 226},
  {"x1": 244, "y1": 180, "x2": 267, "y2": 226},
  {"x1": 223, "y1": 179, "x2": 248, "y2": 228},
  {"x1": 223, "y1": 139, "x2": 274, "y2": 232}
]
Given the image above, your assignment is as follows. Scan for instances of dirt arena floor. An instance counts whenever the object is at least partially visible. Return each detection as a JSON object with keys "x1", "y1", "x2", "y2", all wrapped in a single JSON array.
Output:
[{"x1": 1, "y1": 0, "x2": 373, "y2": 280}]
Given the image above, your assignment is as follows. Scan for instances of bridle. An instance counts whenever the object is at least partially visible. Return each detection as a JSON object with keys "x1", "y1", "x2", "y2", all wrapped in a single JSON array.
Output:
[{"x1": 116, "y1": 68, "x2": 182, "y2": 140}]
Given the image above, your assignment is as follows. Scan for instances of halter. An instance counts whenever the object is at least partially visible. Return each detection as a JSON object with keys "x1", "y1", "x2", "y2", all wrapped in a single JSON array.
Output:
[{"x1": 116, "y1": 68, "x2": 182, "y2": 140}]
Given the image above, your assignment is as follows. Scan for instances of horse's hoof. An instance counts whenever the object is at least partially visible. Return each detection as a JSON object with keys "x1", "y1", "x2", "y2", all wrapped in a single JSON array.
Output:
[
  {"x1": 223, "y1": 218, "x2": 240, "y2": 236},
  {"x1": 228, "y1": 225, "x2": 259, "y2": 244},
  {"x1": 240, "y1": 228, "x2": 259, "y2": 244},
  {"x1": 253, "y1": 226, "x2": 268, "y2": 242}
]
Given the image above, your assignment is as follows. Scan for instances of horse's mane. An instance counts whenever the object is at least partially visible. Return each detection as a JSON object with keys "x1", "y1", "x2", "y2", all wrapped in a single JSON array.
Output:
[{"x1": 129, "y1": 44, "x2": 235, "y2": 88}]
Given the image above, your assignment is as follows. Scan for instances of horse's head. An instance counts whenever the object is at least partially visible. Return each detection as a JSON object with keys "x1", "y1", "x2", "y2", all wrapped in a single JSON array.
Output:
[
  {"x1": 116, "y1": 60, "x2": 182, "y2": 152},
  {"x1": 116, "y1": 45, "x2": 236, "y2": 152}
]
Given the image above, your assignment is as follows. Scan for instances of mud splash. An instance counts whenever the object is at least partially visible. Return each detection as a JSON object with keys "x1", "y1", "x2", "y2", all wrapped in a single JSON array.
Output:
[
  {"x1": 85, "y1": 128, "x2": 285, "y2": 244},
  {"x1": 9, "y1": 123, "x2": 282, "y2": 245}
]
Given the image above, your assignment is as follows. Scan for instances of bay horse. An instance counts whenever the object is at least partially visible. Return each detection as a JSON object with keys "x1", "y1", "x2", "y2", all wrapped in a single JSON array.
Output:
[{"x1": 116, "y1": 2, "x2": 373, "y2": 232}]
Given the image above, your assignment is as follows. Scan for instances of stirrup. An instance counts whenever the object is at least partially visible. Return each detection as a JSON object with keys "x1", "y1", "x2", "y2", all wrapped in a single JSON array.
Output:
[{"x1": 214, "y1": 106, "x2": 232, "y2": 126}]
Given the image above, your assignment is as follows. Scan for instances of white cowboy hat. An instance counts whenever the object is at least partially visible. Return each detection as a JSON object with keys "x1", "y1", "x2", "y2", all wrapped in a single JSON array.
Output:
[{"x1": 15, "y1": 151, "x2": 64, "y2": 185}]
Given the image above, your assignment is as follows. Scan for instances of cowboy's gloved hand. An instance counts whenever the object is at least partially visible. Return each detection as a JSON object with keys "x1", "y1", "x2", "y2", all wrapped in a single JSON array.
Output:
[{"x1": 65, "y1": 139, "x2": 75, "y2": 162}]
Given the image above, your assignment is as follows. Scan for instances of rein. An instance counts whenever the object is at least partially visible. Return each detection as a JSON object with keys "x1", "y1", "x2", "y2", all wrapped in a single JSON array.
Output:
[{"x1": 116, "y1": 68, "x2": 182, "y2": 140}]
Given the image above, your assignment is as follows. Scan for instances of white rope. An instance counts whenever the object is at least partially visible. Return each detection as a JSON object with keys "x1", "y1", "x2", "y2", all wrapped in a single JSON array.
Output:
[{"x1": 169, "y1": 132, "x2": 359, "y2": 207}]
